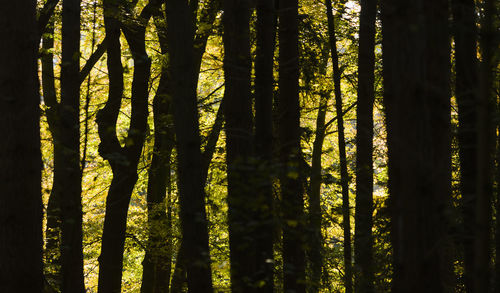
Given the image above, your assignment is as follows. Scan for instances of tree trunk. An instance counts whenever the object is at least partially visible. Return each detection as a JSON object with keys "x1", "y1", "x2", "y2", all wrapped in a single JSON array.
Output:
[
  {"x1": 97, "y1": 1, "x2": 153, "y2": 292},
  {"x1": 308, "y1": 93, "x2": 328, "y2": 293},
  {"x1": 474, "y1": 0, "x2": 496, "y2": 291},
  {"x1": 325, "y1": 1, "x2": 352, "y2": 292},
  {"x1": 41, "y1": 18, "x2": 62, "y2": 291},
  {"x1": 59, "y1": 0, "x2": 85, "y2": 291},
  {"x1": 254, "y1": 0, "x2": 277, "y2": 291},
  {"x1": 165, "y1": 0, "x2": 213, "y2": 291},
  {"x1": 141, "y1": 58, "x2": 175, "y2": 293},
  {"x1": 278, "y1": 0, "x2": 306, "y2": 292},
  {"x1": 0, "y1": 1, "x2": 43, "y2": 292},
  {"x1": 354, "y1": 0, "x2": 377, "y2": 292},
  {"x1": 170, "y1": 241, "x2": 188, "y2": 293},
  {"x1": 140, "y1": 15, "x2": 174, "y2": 293},
  {"x1": 381, "y1": 0, "x2": 453, "y2": 291},
  {"x1": 451, "y1": 1, "x2": 479, "y2": 290},
  {"x1": 152, "y1": 2, "x2": 221, "y2": 290},
  {"x1": 223, "y1": 0, "x2": 258, "y2": 291}
]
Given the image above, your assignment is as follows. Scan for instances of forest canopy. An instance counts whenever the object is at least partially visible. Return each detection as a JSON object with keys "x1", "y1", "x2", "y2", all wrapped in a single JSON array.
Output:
[{"x1": 0, "y1": 0, "x2": 499, "y2": 292}]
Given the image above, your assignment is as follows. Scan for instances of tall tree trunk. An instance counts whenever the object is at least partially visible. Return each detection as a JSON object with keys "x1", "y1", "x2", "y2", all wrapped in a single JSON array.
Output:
[
  {"x1": 325, "y1": 1, "x2": 353, "y2": 292},
  {"x1": 223, "y1": 0, "x2": 256, "y2": 291},
  {"x1": 381, "y1": 0, "x2": 453, "y2": 291},
  {"x1": 254, "y1": 0, "x2": 277, "y2": 291},
  {"x1": 141, "y1": 16, "x2": 174, "y2": 293},
  {"x1": 41, "y1": 17, "x2": 62, "y2": 291},
  {"x1": 354, "y1": 0, "x2": 377, "y2": 292},
  {"x1": 97, "y1": 2, "x2": 153, "y2": 292},
  {"x1": 165, "y1": 0, "x2": 213, "y2": 291},
  {"x1": 474, "y1": 0, "x2": 496, "y2": 291},
  {"x1": 59, "y1": 0, "x2": 85, "y2": 291},
  {"x1": 141, "y1": 57, "x2": 175, "y2": 293},
  {"x1": 278, "y1": 0, "x2": 306, "y2": 292},
  {"x1": 155, "y1": 2, "x2": 221, "y2": 290},
  {"x1": 496, "y1": 70, "x2": 500, "y2": 293},
  {"x1": 451, "y1": 0, "x2": 479, "y2": 291},
  {"x1": 308, "y1": 93, "x2": 328, "y2": 293},
  {"x1": 0, "y1": 1, "x2": 43, "y2": 292}
]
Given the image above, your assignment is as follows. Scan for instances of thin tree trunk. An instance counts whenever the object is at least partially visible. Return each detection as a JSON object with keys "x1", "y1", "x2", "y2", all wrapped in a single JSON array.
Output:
[
  {"x1": 165, "y1": 0, "x2": 213, "y2": 291},
  {"x1": 495, "y1": 22, "x2": 500, "y2": 292},
  {"x1": 59, "y1": 0, "x2": 85, "y2": 291},
  {"x1": 278, "y1": 0, "x2": 306, "y2": 292},
  {"x1": 496, "y1": 77, "x2": 500, "y2": 293},
  {"x1": 325, "y1": 1, "x2": 352, "y2": 292},
  {"x1": 381, "y1": 0, "x2": 453, "y2": 291},
  {"x1": 354, "y1": 0, "x2": 377, "y2": 292},
  {"x1": 0, "y1": 1, "x2": 43, "y2": 292},
  {"x1": 474, "y1": 0, "x2": 496, "y2": 291},
  {"x1": 141, "y1": 61, "x2": 175, "y2": 293},
  {"x1": 41, "y1": 17, "x2": 62, "y2": 291},
  {"x1": 140, "y1": 14, "x2": 174, "y2": 293},
  {"x1": 309, "y1": 93, "x2": 328, "y2": 293},
  {"x1": 451, "y1": 1, "x2": 479, "y2": 290},
  {"x1": 97, "y1": 2, "x2": 153, "y2": 292},
  {"x1": 254, "y1": 0, "x2": 277, "y2": 291}
]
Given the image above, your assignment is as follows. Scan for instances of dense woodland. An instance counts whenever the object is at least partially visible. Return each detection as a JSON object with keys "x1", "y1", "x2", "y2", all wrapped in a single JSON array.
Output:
[{"x1": 0, "y1": 0, "x2": 499, "y2": 292}]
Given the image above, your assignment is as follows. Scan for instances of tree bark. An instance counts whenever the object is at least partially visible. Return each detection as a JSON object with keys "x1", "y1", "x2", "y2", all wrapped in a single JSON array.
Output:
[
  {"x1": 141, "y1": 16, "x2": 174, "y2": 293},
  {"x1": 254, "y1": 0, "x2": 277, "y2": 291},
  {"x1": 354, "y1": 0, "x2": 377, "y2": 292},
  {"x1": 97, "y1": 1, "x2": 153, "y2": 292},
  {"x1": 381, "y1": 0, "x2": 453, "y2": 291},
  {"x1": 451, "y1": 1, "x2": 479, "y2": 290},
  {"x1": 165, "y1": 0, "x2": 214, "y2": 291},
  {"x1": 58, "y1": 0, "x2": 85, "y2": 291},
  {"x1": 308, "y1": 93, "x2": 328, "y2": 293},
  {"x1": 150, "y1": 1, "x2": 221, "y2": 290},
  {"x1": 223, "y1": 0, "x2": 257, "y2": 291},
  {"x1": 278, "y1": 0, "x2": 306, "y2": 292},
  {"x1": 325, "y1": 1, "x2": 353, "y2": 292},
  {"x1": 474, "y1": 0, "x2": 496, "y2": 291},
  {"x1": 0, "y1": 1, "x2": 43, "y2": 292},
  {"x1": 41, "y1": 17, "x2": 62, "y2": 290}
]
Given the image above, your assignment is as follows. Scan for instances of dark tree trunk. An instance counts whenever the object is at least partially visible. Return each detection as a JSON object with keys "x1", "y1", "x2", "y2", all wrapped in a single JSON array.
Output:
[
  {"x1": 170, "y1": 241, "x2": 188, "y2": 293},
  {"x1": 151, "y1": 2, "x2": 221, "y2": 290},
  {"x1": 0, "y1": 1, "x2": 43, "y2": 292},
  {"x1": 496, "y1": 16, "x2": 500, "y2": 291},
  {"x1": 41, "y1": 18, "x2": 62, "y2": 291},
  {"x1": 97, "y1": 1, "x2": 153, "y2": 292},
  {"x1": 36, "y1": 0, "x2": 60, "y2": 41},
  {"x1": 254, "y1": 0, "x2": 277, "y2": 291},
  {"x1": 354, "y1": 0, "x2": 377, "y2": 292},
  {"x1": 451, "y1": 1, "x2": 479, "y2": 291},
  {"x1": 308, "y1": 93, "x2": 328, "y2": 293},
  {"x1": 474, "y1": 0, "x2": 496, "y2": 291},
  {"x1": 141, "y1": 17, "x2": 174, "y2": 293},
  {"x1": 381, "y1": 0, "x2": 453, "y2": 291},
  {"x1": 141, "y1": 61, "x2": 175, "y2": 293},
  {"x1": 59, "y1": 0, "x2": 85, "y2": 291},
  {"x1": 165, "y1": 0, "x2": 213, "y2": 291},
  {"x1": 223, "y1": 0, "x2": 257, "y2": 291},
  {"x1": 325, "y1": 1, "x2": 352, "y2": 292},
  {"x1": 496, "y1": 77, "x2": 500, "y2": 293},
  {"x1": 278, "y1": 0, "x2": 306, "y2": 292}
]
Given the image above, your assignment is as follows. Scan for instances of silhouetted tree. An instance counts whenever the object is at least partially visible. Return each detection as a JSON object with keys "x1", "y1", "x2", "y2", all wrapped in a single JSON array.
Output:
[
  {"x1": 381, "y1": 0, "x2": 453, "y2": 291},
  {"x1": 0, "y1": 1, "x2": 43, "y2": 291},
  {"x1": 354, "y1": 0, "x2": 377, "y2": 292}
]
